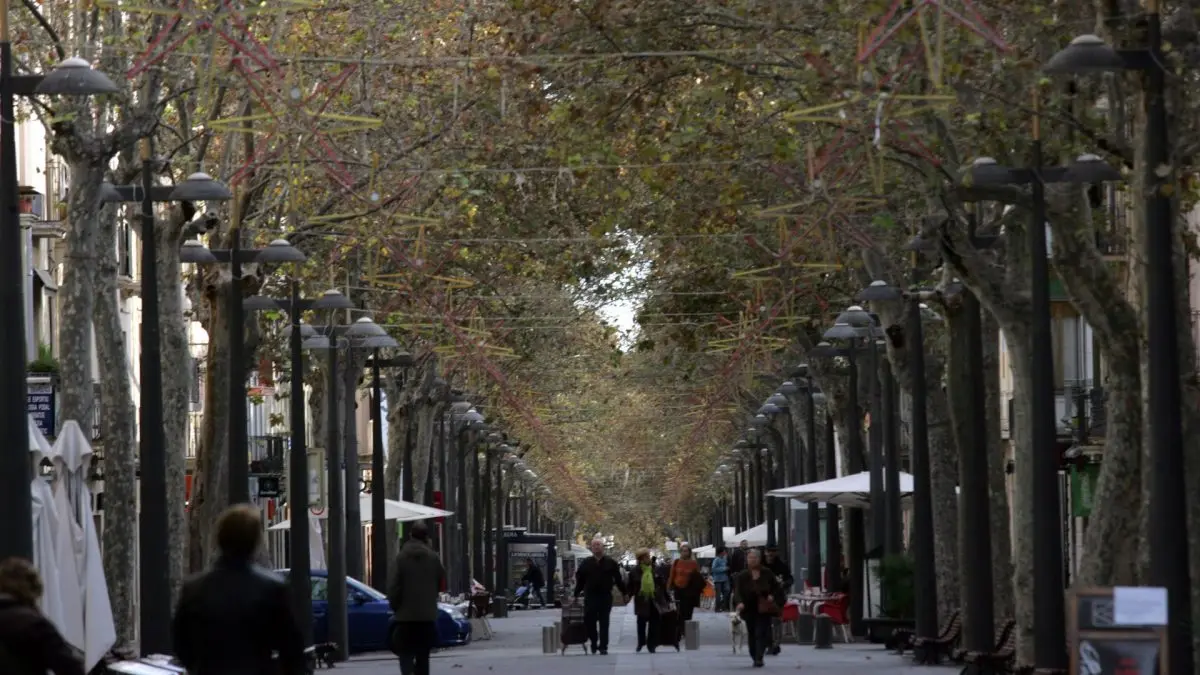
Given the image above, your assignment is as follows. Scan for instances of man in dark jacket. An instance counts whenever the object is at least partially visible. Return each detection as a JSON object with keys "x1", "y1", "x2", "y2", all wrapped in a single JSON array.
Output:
[
  {"x1": 520, "y1": 559, "x2": 546, "y2": 608},
  {"x1": 0, "y1": 557, "x2": 83, "y2": 675},
  {"x1": 728, "y1": 540, "x2": 750, "y2": 577},
  {"x1": 172, "y1": 504, "x2": 306, "y2": 675},
  {"x1": 387, "y1": 521, "x2": 445, "y2": 675},
  {"x1": 573, "y1": 538, "x2": 626, "y2": 655},
  {"x1": 763, "y1": 547, "x2": 795, "y2": 656}
]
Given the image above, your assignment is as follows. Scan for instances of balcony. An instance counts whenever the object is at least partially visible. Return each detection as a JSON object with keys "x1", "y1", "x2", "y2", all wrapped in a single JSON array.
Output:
[{"x1": 1000, "y1": 385, "x2": 1106, "y2": 441}]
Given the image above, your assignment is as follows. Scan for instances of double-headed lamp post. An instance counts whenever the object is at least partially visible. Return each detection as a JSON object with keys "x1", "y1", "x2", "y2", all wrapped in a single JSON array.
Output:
[
  {"x1": 1047, "y1": 29, "x2": 1191, "y2": 675},
  {"x1": 102, "y1": 168, "x2": 232, "y2": 655},
  {"x1": 243, "y1": 288, "x2": 353, "y2": 644},
  {"x1": 181, "y1": 237, "x2": 307, "y2": 504},
  {"x1": 0, "y1": 53, "x2": 119, "y2": 560},
  {"x1": 367, "y1": 347, "x2": 413, "y2": 592}
]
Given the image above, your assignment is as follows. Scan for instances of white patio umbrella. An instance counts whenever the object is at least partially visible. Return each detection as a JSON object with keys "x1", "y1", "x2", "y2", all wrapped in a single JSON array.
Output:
[
  {"x1": 309, "y1": 513, "x2": 327, "y2": 570},
  {"x1": 766, "y1": 470, "x2": 914, "y2": 508},
  {"x1": 267, "y1": 495, "x2": 453, "y2": 531},
  {"x1": 51, "y1": 421, "x2": 116, "y2": 672},
  {"x1": 729, "y1": 522, "x2": 781, "y2": 547},
  {"x1": 29, "y1": 416, "x2": 66, "y2": 635}
]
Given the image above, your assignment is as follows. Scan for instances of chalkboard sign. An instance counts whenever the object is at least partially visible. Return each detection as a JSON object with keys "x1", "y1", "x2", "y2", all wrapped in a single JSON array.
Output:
[
  {"x1": 26, "y1": 379, "x2": 55, "y2": 439},
  {"x1": 1069, "y1": 588, "x2": 1168, "y2": 675}
]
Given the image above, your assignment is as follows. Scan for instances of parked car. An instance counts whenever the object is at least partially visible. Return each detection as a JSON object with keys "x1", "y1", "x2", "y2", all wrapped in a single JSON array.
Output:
[{"x1": 276, "y1": 569, "x2": 471, "y2": 653}]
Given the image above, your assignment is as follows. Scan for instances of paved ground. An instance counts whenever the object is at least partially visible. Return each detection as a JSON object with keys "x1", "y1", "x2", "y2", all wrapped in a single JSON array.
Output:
[{"x1": 338, "y1": 606, "x2": 951, "y2": 674}]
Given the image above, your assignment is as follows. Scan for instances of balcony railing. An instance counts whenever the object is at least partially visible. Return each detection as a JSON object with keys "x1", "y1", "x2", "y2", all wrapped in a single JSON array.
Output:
[{"x1": 1000, "y1": 385, "x2": 1106, "y2": 441}]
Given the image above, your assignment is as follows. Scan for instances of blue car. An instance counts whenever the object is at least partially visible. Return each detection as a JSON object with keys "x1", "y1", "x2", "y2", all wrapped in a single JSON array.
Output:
[{"x1": 277, "y1": 569, "x2": 471, "y2": 653}]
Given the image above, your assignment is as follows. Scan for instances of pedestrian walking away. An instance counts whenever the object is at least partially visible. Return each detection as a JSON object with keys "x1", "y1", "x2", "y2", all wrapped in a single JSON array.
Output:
[
  {"x1": 710, "y1": 546, "x2": 731, "y2": 612},
  {"x1": 387, "y1": 521, "x2": 446, "y2": 675},
  {"x1": 573, "y1": 538, "x2": 626, "y2": 655},
  {"x1": 728, "y1": 539, "x2": 750, "y2": 577},
  {"x1": 0, "y1": 557, "x2": 84, "y2": 675},
  {"x1": 763, "y1": 547, "x2": 794, "y2": 655},
  {"x1": 732, "y1": 549, "x2": 784, "y2": 668},
  {"x1": 668, "y1": 543, "x2": 704, "y2": 641},
  {"x1": 172, "y1": 504, "x2": 307, "y2": 675},
  {"x1": 520, "y1": 558, "x2": 546, "y2": 608},
  {"x1": 626, "y1": 549, "x2": 670, "y2": 653}
]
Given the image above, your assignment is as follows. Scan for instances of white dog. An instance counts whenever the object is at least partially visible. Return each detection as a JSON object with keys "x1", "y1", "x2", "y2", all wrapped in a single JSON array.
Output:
[{"x1": 729, "y1": 612, "x2": 745, "y2": 653}]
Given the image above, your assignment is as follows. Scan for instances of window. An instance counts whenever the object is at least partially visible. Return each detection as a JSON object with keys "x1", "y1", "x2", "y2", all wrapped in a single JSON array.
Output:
[
  {"x1": 311, "y1": 578, "x2": 328, "y2": 601},
  {"x1": 118, "y1": 220, "x2": 133, "y2": 278}
]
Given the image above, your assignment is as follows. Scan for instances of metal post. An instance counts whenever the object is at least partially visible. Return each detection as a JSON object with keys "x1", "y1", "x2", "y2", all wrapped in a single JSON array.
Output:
[
  {"x1": 136, "y1": 140, "x2": 170, "y2": 654},
  {"x1": 822, "y1": 413, "x2": 841, "y2": 591},
  {"x1": 908, "y1": 296, "x2": 937, "y2": 644},
  {"x1": 456, "y1": 429, "x2": 469, "y2": 593},
  {"x1": 754, "y1": 447, "x2": 765, "y2": 524},
  {"x1": 288, "y1": 283, "x2": 312, "y2": 644},
  {"x1": 472, "y1": 442, "x2": 484, "y2": 582},
  {"x1": 844, "y1": 346, "x2": 865, "y2": 635},
  {"x1": 765, "y1": 443, "x2": 777, "y2": 548},
  {"x1": 1143, "y1": 7, "x2": 1193, "y2": 675},
  {"x1": 1027, "y1": 132, "x2": 1067, "y2": 671},
  {"x1": 959, "y1": 288, "x2": 994, "y2": 653},
  {"x1": 733, "y1": 465, "x2": 743, "y2": 531},
  {"x1": 494, "y1": 458, "x2": 505, "y2": 594},
  {"x1": 326, "y1": 344, "x2": 349, "y2": 660},
  {"x1": 779, "y1": 416, "x2": 792, "y2": 556},
  {"x1": 866, "y1": 340, "x2": 885, "y2": 552},
  {"x1": 370, "y1": 353, "x2": 387, "y2": 592},
  {"x1": 0, "y1": 7, "x2": 31, "y2": 561},
  {"x1": 436, "y1": 411, "x2": 446, "y2": 556},
  {"x1": 228, "y1": 233, "x2": 249, "y2": 504},
  {"x1": 483, "y1": 447, "x2": 494, "y2": 593},
  {"x1": 805, "y1": 380, "x2": 822, "y2": 588},
  {"x1": 344, "y1": 356, "x2": 363, "y2": 581},
  {"x1": 881, "y1": 364, "x2": 902, "y2": 556}
]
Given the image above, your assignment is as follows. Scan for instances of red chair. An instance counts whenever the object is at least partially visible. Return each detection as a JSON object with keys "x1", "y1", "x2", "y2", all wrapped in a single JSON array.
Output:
[
  {"x1": 814, "y1": 592, "x2": 852, "y2": 643},
  {"x1": 780, "y1": 600, "x2": 802, "y2": 642}
]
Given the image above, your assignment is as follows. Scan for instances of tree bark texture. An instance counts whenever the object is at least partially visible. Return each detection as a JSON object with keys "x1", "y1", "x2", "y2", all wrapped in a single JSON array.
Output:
[
  {"x1": 57, "y1": 162, "x2": 106, "y2": 430},
  {"x1": 185, "y1": 270, "x2": 232, "y2": 572},
  {"x1": 156, "y1": 208, "x2": 193, "y2": 602},
  {"x1": 1046, "y1": 188, "x2": 1143, "y2": 588},
  {"x1": 92, "y1": 204, "x2": 138, "y2": 651},
  {"x1": 856, "y1": 254, "x2": 961, "y2": 623},
  {"x1": 980, "y1": 310, "x2": 1014, "y2": 623}
]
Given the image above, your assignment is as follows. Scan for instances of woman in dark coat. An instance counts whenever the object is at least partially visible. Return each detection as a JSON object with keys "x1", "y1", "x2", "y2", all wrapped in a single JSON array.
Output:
[
  {"x1": 0, "y1": 557, "x2": 84, "y2": 675},
  {"x1": 625, "y1": 549, "x2": 670, "y2": 653},
  {"x1": 732, "y1": 549, "x2": 784, "y2": 668}
]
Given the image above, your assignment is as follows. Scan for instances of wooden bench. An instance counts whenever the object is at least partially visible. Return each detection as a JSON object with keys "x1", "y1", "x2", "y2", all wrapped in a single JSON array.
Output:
[
  {"x1": 911, "y1": 609, "x2": 962, "y2": 664},
  {"x1": 893, "y1": 608, "x2": 959, "y2": 655},
  {"x1": 959, "y1": 619, "x2": 1017, "y2": 674}
]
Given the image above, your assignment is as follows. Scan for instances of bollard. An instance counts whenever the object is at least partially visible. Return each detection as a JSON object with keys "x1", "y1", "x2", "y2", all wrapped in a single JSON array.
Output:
[
  {"x1": 795, "y1": 612, "x2": 815, "y2": 644},
  {"x1": 492, "y1": 594, "x2": 508, "y2": 618},
  {"x1": 813, "y1": 614, "x2": 833, "y2": 649},
  {"x1": 684, "y1": 620, "x2": 700, "y2": 650},
  {"x1": 542, "y1": 626, "x2": 556, "y2": 654}
]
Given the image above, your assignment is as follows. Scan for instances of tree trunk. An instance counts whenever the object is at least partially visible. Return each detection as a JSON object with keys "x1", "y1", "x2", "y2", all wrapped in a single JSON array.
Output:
[
  {"x1": 1002, "y1": 324, "x2": 1035, "y2": 666},
  {"x1": 186, "y1": 271, "x2": 232, "y2": 572},
  {"x1": 156, "y1": 209, "x2": 192, "y2": 601},
  {"x1": 57, "y1": 162, "x2": 107, "y2": 429},
  {"x1": 981, "y1": 311, "x2": 1014, "y2": 623},
  {"x1": 92, "y1": 204, "x2": 138, "y2": 651}
]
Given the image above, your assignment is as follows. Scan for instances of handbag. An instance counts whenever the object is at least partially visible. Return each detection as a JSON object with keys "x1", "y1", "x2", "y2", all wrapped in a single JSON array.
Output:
[{"x1": 757, "y1": 594, "x2": 780, "y2": 616}]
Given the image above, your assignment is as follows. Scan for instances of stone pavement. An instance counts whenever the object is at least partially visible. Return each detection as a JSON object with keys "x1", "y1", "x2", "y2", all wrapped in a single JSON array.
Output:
[{"x1": 338, "y1": 606, "x2": 950, "y2": 674}]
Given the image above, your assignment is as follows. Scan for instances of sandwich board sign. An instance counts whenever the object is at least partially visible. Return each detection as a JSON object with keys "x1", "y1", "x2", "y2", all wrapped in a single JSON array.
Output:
[{"x1": 1069, "y1": 587, "x2": 1167, "y2": 675}]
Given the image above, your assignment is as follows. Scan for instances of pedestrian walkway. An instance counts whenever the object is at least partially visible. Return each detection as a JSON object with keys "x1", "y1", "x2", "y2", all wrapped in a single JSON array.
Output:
[{"x1": 340, "y1": 607, "x2": 947, "y2": 674}]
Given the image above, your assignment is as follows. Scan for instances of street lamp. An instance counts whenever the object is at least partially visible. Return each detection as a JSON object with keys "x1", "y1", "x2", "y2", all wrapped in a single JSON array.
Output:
[
  {"x1": 366, "y1": 346, "x2": 413, "y2": 593},
  {"x1": 182, "y1": 236, "x2": 306, "y2": 504},
  {"x1": 99, "y1": 154, "x2": 232, "y2": 654},
  {"x1": 1047, "y1": 25, "x2": 1192, "y2": 675},
  {"x1": 0, "y1": 48, "x2": 118, "y2": 561},
  {"x1": 244, "y1": 287, "x2": 352, "y2": 641},
  {"x1": 785, "y1": 365, "x2": 826, "y2": 590},
  {"x1": 301, "y1": 313, "x2": 394, "y2": 661},
  {"x1": 966, "y1": 153, "x2": 1120, "y2": 670}
]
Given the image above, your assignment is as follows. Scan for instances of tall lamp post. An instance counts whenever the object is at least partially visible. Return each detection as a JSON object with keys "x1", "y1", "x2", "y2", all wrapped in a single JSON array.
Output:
[
  {"x1": 966, "y1": 153, "x2": 1120, "y2": 670},
  {"x1": 182, "y1": 237, "x2": 308, "y2": 503},
  {"x1": 1046, "y1": 29, "x2": 1193, "y2": 675},
  {"x1": 0, "y1": 51, "x2": 118, "y2": 560},
  {"x1": 784, "y1": 366, "x2": 825, "y2": 588},
  {"x1": 366, "y1": 349, "x2": 413, "y2": 592},
  {"x1": 102, "y1": 163, "x2": 232, "y2": 654},
  {"x1": 301, "y1": 315, "x2": 395, "y2": 661},
  {"x1": 242, "y1": 287, "x2": 353, "y2": 641}
]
